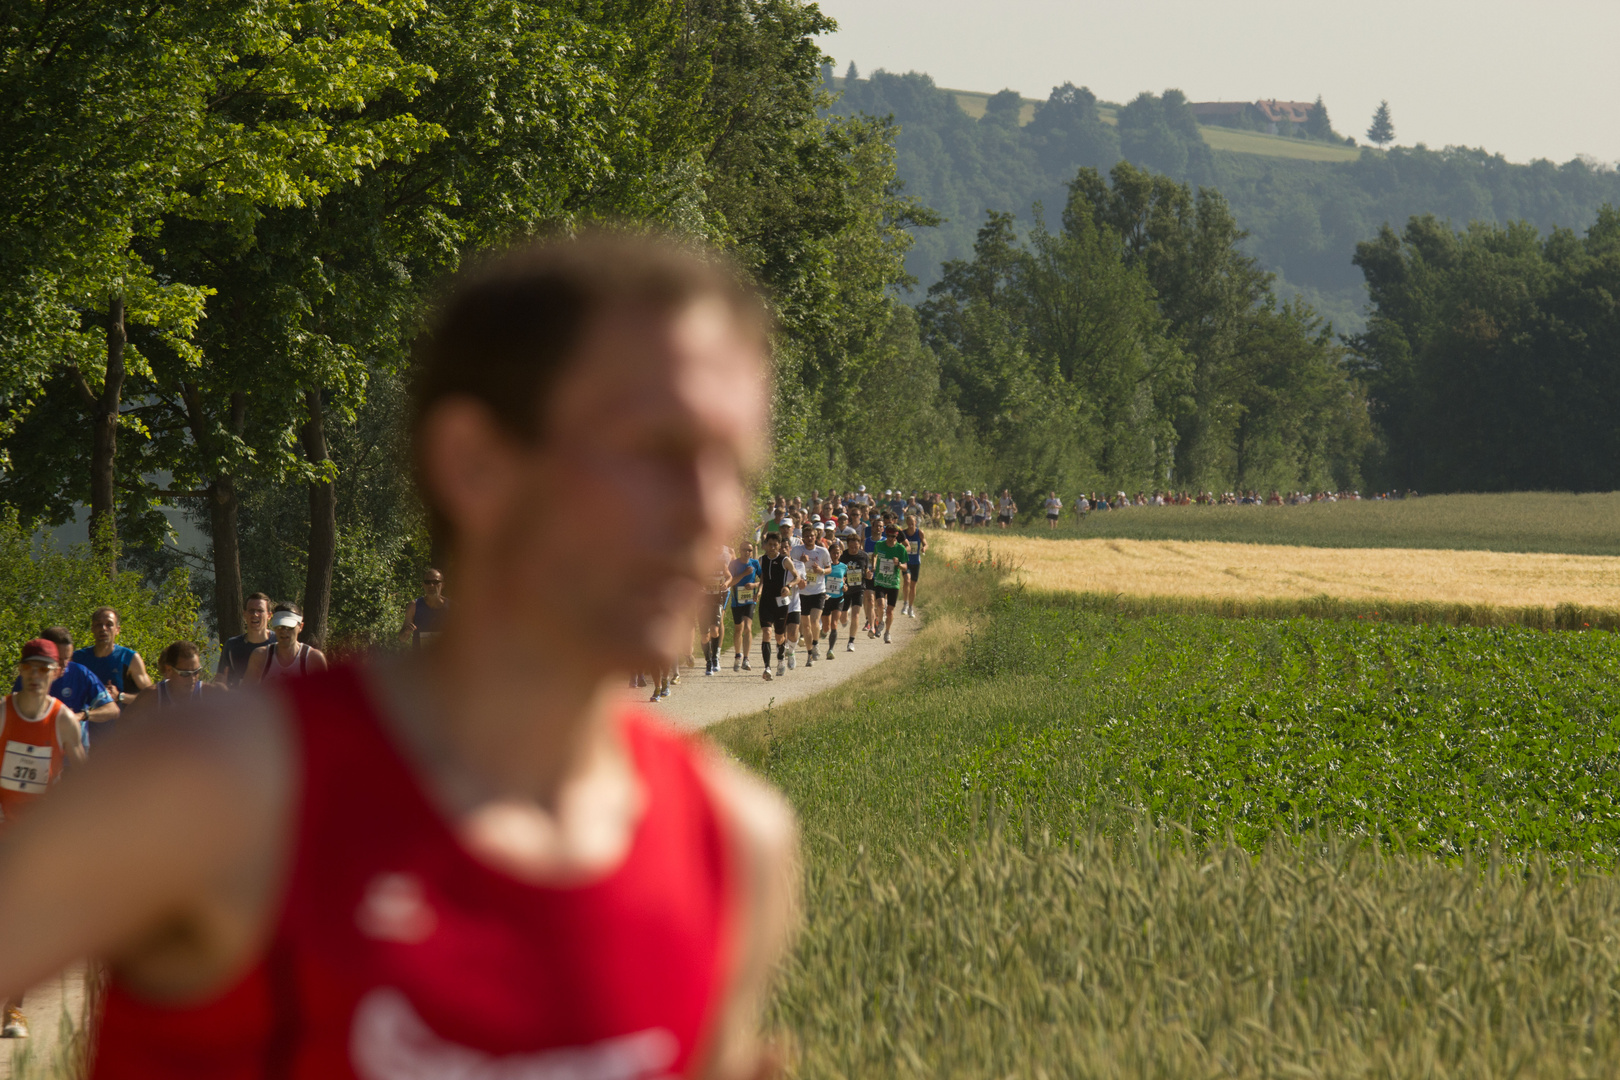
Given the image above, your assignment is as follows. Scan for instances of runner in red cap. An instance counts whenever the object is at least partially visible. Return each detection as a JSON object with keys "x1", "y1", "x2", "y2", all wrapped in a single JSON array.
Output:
[
  {"x1": 1, "y1": 639, "x2": 87, "y2": 1037},
  {"x1": 0, "y1": 232, "x2": 798, "y2": 1076}
]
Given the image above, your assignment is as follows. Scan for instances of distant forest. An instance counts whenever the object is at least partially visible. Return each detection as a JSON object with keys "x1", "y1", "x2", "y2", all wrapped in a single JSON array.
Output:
[{"x1": 826, "y1": 68, "x2": 1620, "y2": 333}]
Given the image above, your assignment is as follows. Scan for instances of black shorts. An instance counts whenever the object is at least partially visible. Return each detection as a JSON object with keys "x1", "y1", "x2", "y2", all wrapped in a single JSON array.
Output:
[
  {"x1": 731, "y1": 603, "x2": 756, "y2": 625},
  {"x1": 764, "y1": 600, "x2": 791, "y2": 633},
  {"x1": 703, "y1": 596, "x2": 727, "y2": 629},
  {"x1": 997, "y1": 514, "x2": 1012, "y2": 525},
  {"x1": 1046, "y1": 513, "x2": 1059, "y2": 520},
  {"x1": 844, "y1": 585, "x2": 865, "y2": 607},
  {"x1": 786, "y1": 610, "x2": 801, "y2": 625},
  {"x1": 823, "y1": 593, "x2": 845, "y2": 612},
  {"x1": 800, "y1": 592, "x2": 825, "y2": 614},
  {"x1": 874, "y1": 584, "x2": 899, "y2": 606},
  {"x1": 905, "y1": 562, "x2": 921, "y2": 581}
]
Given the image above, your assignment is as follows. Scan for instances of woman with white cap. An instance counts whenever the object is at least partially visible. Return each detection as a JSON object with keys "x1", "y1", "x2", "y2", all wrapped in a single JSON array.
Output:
[{"x1": 246, "y1": 602, "x2": 329, "y2": 684}]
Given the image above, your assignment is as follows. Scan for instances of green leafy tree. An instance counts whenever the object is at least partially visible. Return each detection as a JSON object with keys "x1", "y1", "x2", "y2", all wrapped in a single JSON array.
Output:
[
  {"x1": 1305, "y1": 96, "x2": 1337, "y2": 142},
  {"x1": 1367, "y1": 101, "x2": 1395, "y2": 148}
]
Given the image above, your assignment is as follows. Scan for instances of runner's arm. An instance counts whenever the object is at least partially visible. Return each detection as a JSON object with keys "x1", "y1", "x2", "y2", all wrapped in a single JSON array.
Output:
[
  {"x1": 58, "y1": 709, "x2": 88, "y2": 768},
  {"x1": 695, "y1": 753, "x2": 800, "y2": 1080},
  {"x1": 244, "y1": 648, "x2": 269, "y2": 683},
  {"x1": 0, "y1": 697, "x2": 291, "y2": 1004},
  {"x1": 84, "y1": 684, "x2": 119, "y2": 724},
  {"x1": 306, "y1": 647, "x2": 330, "y2": 674},
  {"x1": 398, "y1": 601, "x2": 417, "y2": 644},
  {"x1": 125, "y1": 651, "x2": 155, "y2": 692}
]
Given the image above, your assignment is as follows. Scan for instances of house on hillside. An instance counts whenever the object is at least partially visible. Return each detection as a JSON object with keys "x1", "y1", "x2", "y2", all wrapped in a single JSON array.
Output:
[{"x1": 1191, "y1": 99, "x2": 1324, "y2": 138}]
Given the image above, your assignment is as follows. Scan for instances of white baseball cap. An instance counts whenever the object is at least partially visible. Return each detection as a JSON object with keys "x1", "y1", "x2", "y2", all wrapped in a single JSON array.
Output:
[{"x1": 269, "y1": 610, "x2": 303, "y2": 628}]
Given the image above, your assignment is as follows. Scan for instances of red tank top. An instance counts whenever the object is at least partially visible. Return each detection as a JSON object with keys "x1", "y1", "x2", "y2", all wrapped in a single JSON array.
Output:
[
  {"x1": 95, "y1": 666, "x2": 735, "y2": 1079},
  {"x1": 0, "y1": 693, "x2": 67, "y2": 825}
]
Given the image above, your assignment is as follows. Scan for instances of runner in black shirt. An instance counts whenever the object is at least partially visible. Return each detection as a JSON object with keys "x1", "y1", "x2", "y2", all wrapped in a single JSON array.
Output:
[
  {"x1": 754, "y1": 533, "x2": 801, "y2": 681},
  {"x1": 214, "y1": 592, "x2": 275, "y2": 688}
]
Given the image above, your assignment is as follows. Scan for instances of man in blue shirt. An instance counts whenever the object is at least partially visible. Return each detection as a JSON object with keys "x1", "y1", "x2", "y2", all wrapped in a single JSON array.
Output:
[
  {"x1": 10, "y1": 627, "x2": 119, "y2": 745},
  {"x1": 71, "y1": 607, "x2": 152, "y2": 745}
]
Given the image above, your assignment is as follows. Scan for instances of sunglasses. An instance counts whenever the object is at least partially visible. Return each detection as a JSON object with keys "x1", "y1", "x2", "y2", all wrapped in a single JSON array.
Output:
[
  {"x1": 423, "y1": 578, "x2": 443, "y2": 585},
  {"x1": 172, "y1": 667, "x2": 203, "y2": 678}
]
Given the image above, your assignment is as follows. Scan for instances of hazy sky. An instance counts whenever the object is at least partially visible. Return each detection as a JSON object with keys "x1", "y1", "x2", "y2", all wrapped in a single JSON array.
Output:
[{"x1": 817, "y1": 0, "x2": 1620, "y2": 165}]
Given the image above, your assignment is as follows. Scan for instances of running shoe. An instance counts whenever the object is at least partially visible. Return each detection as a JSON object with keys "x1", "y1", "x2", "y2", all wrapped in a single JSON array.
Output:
[
  {"x1": 705, "y1": 665, "x2": 715, "y2": 676},
  {"x1": 762, "y1": 668, "x2": 773, "y2": 681},
  {"x1": 908, "y1": 608, "x2": 916, "y2": 619},
  {"x1": 810, "y1": 645, "x2": 820, "y2": 661},
  {"x1": 659, "y1": 686, "x2": 670, "y2": 698},
  {"x1": 805, "y1": 654, "x2": 813, "y2": 668},
  {"x1": 776, "y1": 661, "x2": 786, "y2": 677},
  {"x1": 2, "y1": 1006, "x2": 26, "y2": 1039},
  {"x1": 648, "y1": 692, "x2": 661, "y2": 703},
  {"x1": 742, "y1": 659, "x2": 752, "y2": 671},
  {"x1": 733, "y1": 655, "x2": 741, "y2": 672},
  {"x1": 884, "y1": 630, "x2": 892, "y2": 643},
  {"x1": 670, "y1": 672, "x2": 681, "y2": 685},
  {"x1": 845, "y1": 640, "x2": 855, "y2": 652},
  {"x1": 787, "y1": 651, "x2": 795, "y2": 670},
  {"x1": 826, "y1": 649, "x2": 836, "y2": 661}
]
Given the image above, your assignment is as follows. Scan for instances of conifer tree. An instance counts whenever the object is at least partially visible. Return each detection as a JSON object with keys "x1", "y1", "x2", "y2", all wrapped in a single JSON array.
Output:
[{"x1": 1367, "y1": 100, "x2": 1394, "y2": 148}]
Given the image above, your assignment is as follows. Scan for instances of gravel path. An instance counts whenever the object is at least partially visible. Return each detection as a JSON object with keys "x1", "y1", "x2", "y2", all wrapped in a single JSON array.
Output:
[
  {"x1": 0, "y1": 963, "x2": 90, "y2": 1079},
  {"x1": 620, "y1": 611, "x2": 924, "y2": 730}
]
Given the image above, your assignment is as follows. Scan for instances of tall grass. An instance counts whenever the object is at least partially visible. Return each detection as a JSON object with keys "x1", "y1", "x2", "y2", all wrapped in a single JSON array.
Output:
[
  {"x1": 780, "y1": 825, "x2": 1620, "y2": 1078},
  {"x1": 1003, "y1": 491, "x2": 1620, "y2": 555}
]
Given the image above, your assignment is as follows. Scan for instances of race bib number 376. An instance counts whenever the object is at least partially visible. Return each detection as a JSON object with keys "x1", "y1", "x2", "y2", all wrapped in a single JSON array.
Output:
[{"x1": 2, "y1": 740, "x2": 52, "y2": 795}]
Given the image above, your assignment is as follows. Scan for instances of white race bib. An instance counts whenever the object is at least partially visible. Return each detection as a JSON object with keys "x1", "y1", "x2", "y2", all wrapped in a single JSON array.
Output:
[
  {"x1": 2, "y1": 740, "x2": 52, "y2": 795},
  {"x1": 775, "y1": 595, "x2": 790, "y2": 606},
  {"x1": 878, "y1": 557, "x2": 899, "y2": 576}
]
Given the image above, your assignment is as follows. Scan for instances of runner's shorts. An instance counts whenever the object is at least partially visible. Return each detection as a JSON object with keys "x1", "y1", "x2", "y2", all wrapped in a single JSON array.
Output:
[
  {"x1": 823, "y1": 593, "x2": 846, "y2": 612},
  {"x1": 905, "y1": 561, "x2": 921, "y2": 581},
  {"x1": 997, "y1": 514, "x2": 1012, "y2": 525},
  {"x1": 765, "y1": 598, "x2": 791, "y2": 634},
  {"x1": 874, "y1": 585, "x2": 899, "y2": 606},
  {"x1": 703, "y1": 596, "x2": 727, "y2": 630},
  {"x1": 844, "y1": 585, "x2": 865, "y2": 608},
  {"x1": 800, "y1": 593, "x2": 825, "y2": 614},
  {"x1": 731, "y1": 603, "x2": 756, "y2": 626}
]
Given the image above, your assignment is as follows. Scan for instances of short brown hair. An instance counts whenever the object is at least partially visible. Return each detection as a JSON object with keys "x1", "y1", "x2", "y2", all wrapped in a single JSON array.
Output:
[
  {"x1": 159, "y1": 640, "x2": 201, "y2": 668},
  {"x1": 411, "y1": 230, "x2": 767, "y2": 548}
]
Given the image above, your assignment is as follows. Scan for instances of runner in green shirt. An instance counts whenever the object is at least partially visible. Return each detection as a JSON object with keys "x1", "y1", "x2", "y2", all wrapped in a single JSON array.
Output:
[{"x1": 871, "y1": 524, "x2": 908, "y2": 644}]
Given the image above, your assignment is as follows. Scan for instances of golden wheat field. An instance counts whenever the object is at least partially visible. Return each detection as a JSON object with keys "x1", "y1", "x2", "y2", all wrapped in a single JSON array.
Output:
[{"x1": 934, "y1": 531, "x2": 1620, "y2": 609}]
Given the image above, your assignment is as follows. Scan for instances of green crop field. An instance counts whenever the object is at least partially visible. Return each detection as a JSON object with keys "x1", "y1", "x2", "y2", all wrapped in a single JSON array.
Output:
[
  {"x1": 1201, "y1": 124, "x2": 1362, "y2": 161},
  {"x1": 1008, "y1": 491, "x2": 1620, "y2": 556},
  {"x1": 715, "y1": 557, "x2": 1620, "y2": 1077}
]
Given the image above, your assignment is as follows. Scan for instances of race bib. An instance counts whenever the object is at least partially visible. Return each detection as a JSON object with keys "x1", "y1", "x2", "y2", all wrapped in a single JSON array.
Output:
[
  {"x1": 736, "y1": 583, "x2": 759, "y2": 602},
  {"x1": 878, "y1": 557, "x2": 899, "y2": 576},
  {"x1": 2, "y1": 741, "x2": 52, "y2": 795},
  {"x1": 775, "y1": 594, "x2": 790, "y2": 606}
]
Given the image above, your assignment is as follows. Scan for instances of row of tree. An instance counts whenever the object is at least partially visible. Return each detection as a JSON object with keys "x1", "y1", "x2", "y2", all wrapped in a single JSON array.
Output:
[
  {"x1": 1351, "y1": 210, "x2": 1620, "y2": 491},
  {"x1": 826, "y1": 69, "x2": 1620, "y2": 332},
  {"x1": 0, "y1": 0, "x2": 926, "y2": 645}
]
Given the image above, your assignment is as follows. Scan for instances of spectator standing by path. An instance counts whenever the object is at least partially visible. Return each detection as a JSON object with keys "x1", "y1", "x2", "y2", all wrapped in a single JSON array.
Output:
[
  {"x1": 214, "y1": 593, "x2": 274, "y2": 688},
  {"x1": 71, "y1": 607, "x2": 152, "y2": 742},
  {"x1": 1, "y1": 639, "x2": 87, "y2": 1038},
  {"x1": 246, "y1": 603, "x2": 329, "y2": 684},
  {"x1": 399, "y1": 568, "x2": 449, "y2": 647},
  {"x1": 9, "y1": 627, "x2": 117, "y2": 741}
]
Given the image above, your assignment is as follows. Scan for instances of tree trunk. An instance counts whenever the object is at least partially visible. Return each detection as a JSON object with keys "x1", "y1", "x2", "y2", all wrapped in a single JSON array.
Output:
[
  {"x1": 87, "y1": 294, "x2": 127, "y2": 570},
  {"x1": 209, "y1": 473, "x2": 245, "y2": 640},
  {"x1": 301, "y1": 388, "x2": 336, "y2": 650}
]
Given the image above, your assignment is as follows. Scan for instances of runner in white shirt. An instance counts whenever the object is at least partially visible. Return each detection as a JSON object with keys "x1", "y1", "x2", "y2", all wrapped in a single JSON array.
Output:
[
  {"x1": 790, "y1": 524, "x2": 833, "y2": 667},
  {"x1": 1044, "y1": 491, "x2": 1062, "y2": 529}
]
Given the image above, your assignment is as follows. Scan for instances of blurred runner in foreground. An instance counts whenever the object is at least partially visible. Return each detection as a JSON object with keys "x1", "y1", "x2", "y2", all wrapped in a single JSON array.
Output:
[{"x1": 0, "y1": 232, "x2": 798, "y2": 1079}]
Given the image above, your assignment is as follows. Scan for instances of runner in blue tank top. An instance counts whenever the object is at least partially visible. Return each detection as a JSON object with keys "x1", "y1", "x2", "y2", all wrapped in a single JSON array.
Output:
[{"x1": 399, "y1": 569, "x2": 449, "y2": 647}]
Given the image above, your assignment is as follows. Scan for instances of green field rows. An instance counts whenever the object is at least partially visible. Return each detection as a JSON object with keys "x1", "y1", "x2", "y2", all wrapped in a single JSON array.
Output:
[
  {"x1": 1004, "y1": 491, "x2": 1620, "y2": 555},
  {"x1": 715, "y1": 561, "x2": 1620, "y2": 1076}
]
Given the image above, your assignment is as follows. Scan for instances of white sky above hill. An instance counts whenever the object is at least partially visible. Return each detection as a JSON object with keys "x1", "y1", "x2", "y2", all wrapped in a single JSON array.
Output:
[{"x1": 817, "y1": 0, "x2": 1620, "y2": 166}]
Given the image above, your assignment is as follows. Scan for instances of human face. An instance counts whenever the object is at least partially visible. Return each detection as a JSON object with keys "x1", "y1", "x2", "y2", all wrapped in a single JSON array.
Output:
[
  {"x1": 422, "y1": 572, "x2": 444, "y2": 596},
  {"x1": 91, "y1": 610, "x2": 119, "y2": 649},
  {"x1": 421, "y1": 297, "x2": 767, "y2": 670},
  {"x1": 244, "y1": 599, "x2": 270, "y2": 634},
  {"x1": 165, "y1": 657, "x2": 204, "y2": 687},
  {"x1": 17, "y1": 660, "x2": 57, "y2": 695},
  {"x1": 274, "y1": 621, "x2": 300, "y2": 646}
]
